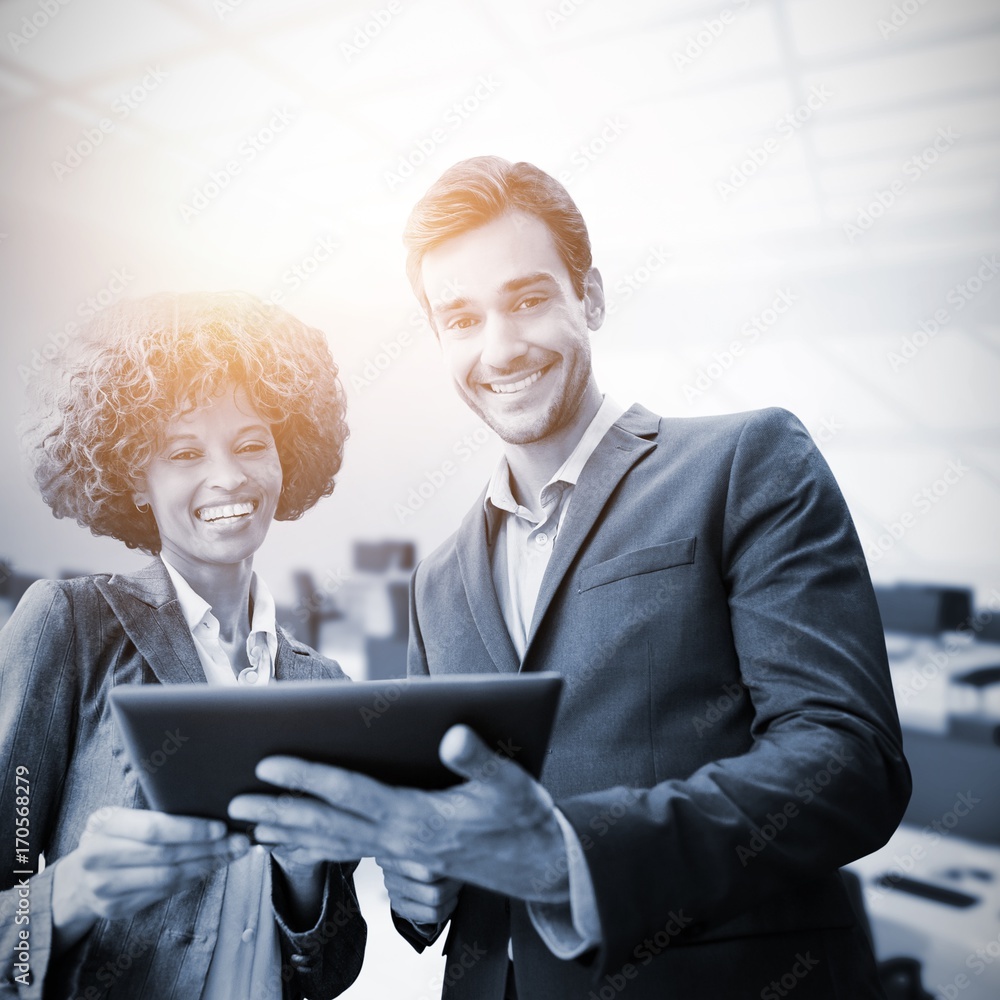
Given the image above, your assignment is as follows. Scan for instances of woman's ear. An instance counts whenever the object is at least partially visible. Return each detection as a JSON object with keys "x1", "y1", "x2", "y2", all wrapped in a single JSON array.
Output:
[{"x1": 132, "y1": 480, "x2": 150, "y2": 512}]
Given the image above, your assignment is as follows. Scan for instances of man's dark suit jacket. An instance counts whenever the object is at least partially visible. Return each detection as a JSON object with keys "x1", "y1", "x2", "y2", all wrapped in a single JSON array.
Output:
[
  {"x1": 0, "y1": 559, "x2": 365, "y2": 1000},
  {"x1": 401, "y1": 406, "x2": 911, "y2": 999}
]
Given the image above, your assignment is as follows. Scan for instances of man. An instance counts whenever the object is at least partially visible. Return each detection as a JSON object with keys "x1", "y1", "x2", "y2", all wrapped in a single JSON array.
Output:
[{"x1": 230, "y1": 156, "x2": 911, "y2": 998}]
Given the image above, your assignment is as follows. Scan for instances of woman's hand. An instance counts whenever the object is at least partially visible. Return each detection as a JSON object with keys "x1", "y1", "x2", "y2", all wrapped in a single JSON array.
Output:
[
  {"x1": 377, "y1": 857, "x2": 461, "y2": 926},
  {"x1": 51, "y1": 806, "x2": 249, "y2": 952}
]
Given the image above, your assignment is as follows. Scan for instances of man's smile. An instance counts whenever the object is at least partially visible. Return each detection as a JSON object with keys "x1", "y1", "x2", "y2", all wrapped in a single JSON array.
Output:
[{"x1": 484, "y1": 364, "x2": 553, "y2": 395}]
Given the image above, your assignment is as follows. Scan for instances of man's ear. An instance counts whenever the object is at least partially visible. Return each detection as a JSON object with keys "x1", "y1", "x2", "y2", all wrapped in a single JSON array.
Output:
[{"x1": 582, "y1": 267, "x2": 606, "y2": 332}]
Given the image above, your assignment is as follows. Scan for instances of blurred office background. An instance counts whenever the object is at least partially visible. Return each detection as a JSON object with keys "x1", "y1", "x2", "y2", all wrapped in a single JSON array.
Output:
[{"x1": 0, "y1": 0, "x2": 998, "y2": 996}]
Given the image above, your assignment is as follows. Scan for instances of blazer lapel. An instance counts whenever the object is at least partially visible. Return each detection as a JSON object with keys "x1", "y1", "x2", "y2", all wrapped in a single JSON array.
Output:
[
  {"x1": 455, "y1": 493, "x2": 521, "y2": 674},
  {"x1": 522, "y1": 404, "x2": 660, "y2": 662},
  {"x1": 96, "y1": 559, "x2": 207, "y2": 685}
]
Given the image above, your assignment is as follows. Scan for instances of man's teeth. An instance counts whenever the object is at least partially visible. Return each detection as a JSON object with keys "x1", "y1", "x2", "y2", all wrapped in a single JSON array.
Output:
[
  {"x1": 490, "y1": 369, "x2": 545, "y2": 394},
  {"x1": 198, "y1": 502, "x2": 255, "y2": 522}
]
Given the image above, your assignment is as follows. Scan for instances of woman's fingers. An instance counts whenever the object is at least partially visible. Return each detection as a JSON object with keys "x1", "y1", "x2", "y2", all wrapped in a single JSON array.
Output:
[
  {"x1": 80, "y1": 833, "x2": 249, "y2": 869},
  {"x1": 85, "y1": 807, "x2": 228, "y2": 845}
]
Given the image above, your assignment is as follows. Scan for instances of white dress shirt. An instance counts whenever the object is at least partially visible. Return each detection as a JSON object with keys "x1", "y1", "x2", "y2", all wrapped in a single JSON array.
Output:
[
  {"x1": 485, "y1": 395, "x2": 627, "y2": 959},
  {"x1": 159, "y1": 556, "x2": 282, "y2": 1000}
]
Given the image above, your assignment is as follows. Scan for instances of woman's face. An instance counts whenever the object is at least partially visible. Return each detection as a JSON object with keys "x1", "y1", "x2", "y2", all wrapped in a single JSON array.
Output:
[{"x1": 134, "y1": 385, "x2": 283, "y2": 576}]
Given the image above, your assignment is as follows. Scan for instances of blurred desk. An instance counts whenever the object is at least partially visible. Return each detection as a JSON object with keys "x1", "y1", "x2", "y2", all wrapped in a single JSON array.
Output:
[
  {"x1": 848, "y1": 826, "x2": 1000, "y2": 1000},
  {"x1": 887, "y1": 632, "x2": 1000, "y2": 734}
]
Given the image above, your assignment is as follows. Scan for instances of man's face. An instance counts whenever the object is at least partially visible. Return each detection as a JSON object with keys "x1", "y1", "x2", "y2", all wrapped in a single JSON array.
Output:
[{"x1": 421, "y1": 211, "x2": 604, "y2": 446}]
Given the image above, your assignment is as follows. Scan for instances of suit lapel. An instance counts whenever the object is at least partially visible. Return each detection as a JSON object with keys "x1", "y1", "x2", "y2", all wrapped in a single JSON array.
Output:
[
  {"x1": 522, "y1": 405, "x2": 660, "y2": 662},
  {"x1": 96, "y1": 559, "x2": 207, "y2": 685},
  {"x1": 455, "y1": 494, "x2": 521, "y2": 674}
]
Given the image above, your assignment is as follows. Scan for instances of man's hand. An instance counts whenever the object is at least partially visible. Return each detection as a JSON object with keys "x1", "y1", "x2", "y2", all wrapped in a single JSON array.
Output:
[
  {"x1": 378, "y1": 857, "x2": 461, "y2": 925},
  {"x1": 228, "y1": 724, "x2": 570, "y2": 904}
]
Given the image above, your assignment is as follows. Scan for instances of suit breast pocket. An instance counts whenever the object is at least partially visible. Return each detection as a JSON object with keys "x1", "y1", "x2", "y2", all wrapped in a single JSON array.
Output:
[{"x1": 577, "y1": 536, "x2": 697, "y2": 593}]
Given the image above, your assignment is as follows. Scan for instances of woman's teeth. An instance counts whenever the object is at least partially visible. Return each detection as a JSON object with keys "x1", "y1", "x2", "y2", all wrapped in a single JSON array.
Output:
[
  {"x1": 490, "y1": 369, "x2": 545, "y2": 394},
  {"x1": 197, "y1": 501, "x2": 255, "y2": 522}
]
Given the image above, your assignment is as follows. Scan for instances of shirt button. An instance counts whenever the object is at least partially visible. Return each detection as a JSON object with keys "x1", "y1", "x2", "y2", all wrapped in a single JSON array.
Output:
[
  {"x1": 241, "y1": 927, "x2": 255, "y2": 943},
  {"x1": 536, "y1": 532, "x2": 549, "y2": 546},
  {"x1": 238, "y1": 668, "x2": 259, "y2": 685}
]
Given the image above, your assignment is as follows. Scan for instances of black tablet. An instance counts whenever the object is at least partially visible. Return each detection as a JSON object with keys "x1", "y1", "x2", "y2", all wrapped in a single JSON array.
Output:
[{"x1": 109, "y1": 673, "x2": 563, "y2": 823}]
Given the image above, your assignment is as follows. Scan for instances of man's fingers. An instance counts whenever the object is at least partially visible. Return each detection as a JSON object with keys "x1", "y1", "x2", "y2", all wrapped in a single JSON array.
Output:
[
  {"x1": 252, "y1": 824, "x2": 369, "y2": 861},
  {"x1": 86, "y1": 807, "x2": 227, "y2": 844},
  {"x1": 254, "y1": 757, "x2": 394, "y2": 821},
  {"x1": 439, "y1": 724, "x2": 521, "y2": 787}
]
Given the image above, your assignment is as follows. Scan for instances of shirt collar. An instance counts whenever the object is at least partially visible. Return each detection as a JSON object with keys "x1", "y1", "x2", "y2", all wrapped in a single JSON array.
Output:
[
  {"x1": 159, "y1": 554, "x2": 277, "y2": 645},
  {"x1": 484, "y1": 394, "x2": 628, "y2": 524}
]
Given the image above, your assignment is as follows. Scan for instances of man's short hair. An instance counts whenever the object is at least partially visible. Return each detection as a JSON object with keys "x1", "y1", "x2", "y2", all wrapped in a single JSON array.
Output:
[{"x1": 403, "y1": 156, "x2": 592, "y2": 314}]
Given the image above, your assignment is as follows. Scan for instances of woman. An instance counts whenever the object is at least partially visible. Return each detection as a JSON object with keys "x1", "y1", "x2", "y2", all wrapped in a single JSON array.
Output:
[{"x1": 0, "y1": 293, "x2": 365, "y2": 999}]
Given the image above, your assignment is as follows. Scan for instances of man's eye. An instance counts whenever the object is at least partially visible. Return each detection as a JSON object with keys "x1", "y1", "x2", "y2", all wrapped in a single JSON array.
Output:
[
  {"x1": 448, "y1": 317, "x2": 477, "y2": 332},
  {"x1": 516, "y1": 296, "x2": 545, "y2": 310}
]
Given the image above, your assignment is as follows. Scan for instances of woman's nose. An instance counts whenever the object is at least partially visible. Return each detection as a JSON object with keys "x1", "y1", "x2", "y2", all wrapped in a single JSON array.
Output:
[{"x1": 205, "y1": 454, "x2": 248, "y2": 491}]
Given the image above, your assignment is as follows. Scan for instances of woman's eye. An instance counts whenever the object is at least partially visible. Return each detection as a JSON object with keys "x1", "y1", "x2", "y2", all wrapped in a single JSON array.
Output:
[
  {"x1": 168, "y1": 449, "x2": 200, "y2": 461},
  {"x1": 238, "y1": 441, "x2": 267, "y2": 454}
]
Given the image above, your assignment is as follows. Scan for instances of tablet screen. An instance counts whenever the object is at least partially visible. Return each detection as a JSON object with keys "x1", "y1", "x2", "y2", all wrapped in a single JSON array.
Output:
[{"x1": 110, "y1": 673, "x2": 563, "y2": 823}]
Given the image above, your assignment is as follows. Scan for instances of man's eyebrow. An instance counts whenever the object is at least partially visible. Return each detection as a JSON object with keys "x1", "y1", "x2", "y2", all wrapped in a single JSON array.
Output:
[
  {"x1": 499, "y1": 272, "x2": 559, "y2": 295},
  {"x1": 430, "y1": 272, "x2": 559, "y2": 315}
]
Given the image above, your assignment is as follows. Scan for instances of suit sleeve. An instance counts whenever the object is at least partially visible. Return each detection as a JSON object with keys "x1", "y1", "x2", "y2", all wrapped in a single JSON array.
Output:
[
  {"x1": 271, "y1": 859, "x2": 366, "y2": 1000},
  {"x1": 0, "y1": 581, "x2": 80, "y2": 998},
  {"x1": 557, "y1": 407, "x2": 912, "y2": 973}
]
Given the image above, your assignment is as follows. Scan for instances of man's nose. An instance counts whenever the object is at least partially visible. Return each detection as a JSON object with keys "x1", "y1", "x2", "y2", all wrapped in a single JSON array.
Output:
[{"x1": 479, "y1": 314, "x2": 527, "y2": 371}]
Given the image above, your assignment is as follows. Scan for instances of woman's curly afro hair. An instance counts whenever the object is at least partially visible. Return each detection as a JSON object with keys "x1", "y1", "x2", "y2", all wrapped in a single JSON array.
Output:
[{"x1": 21, "y1": 291, "x2": 348, "y2": 554}]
